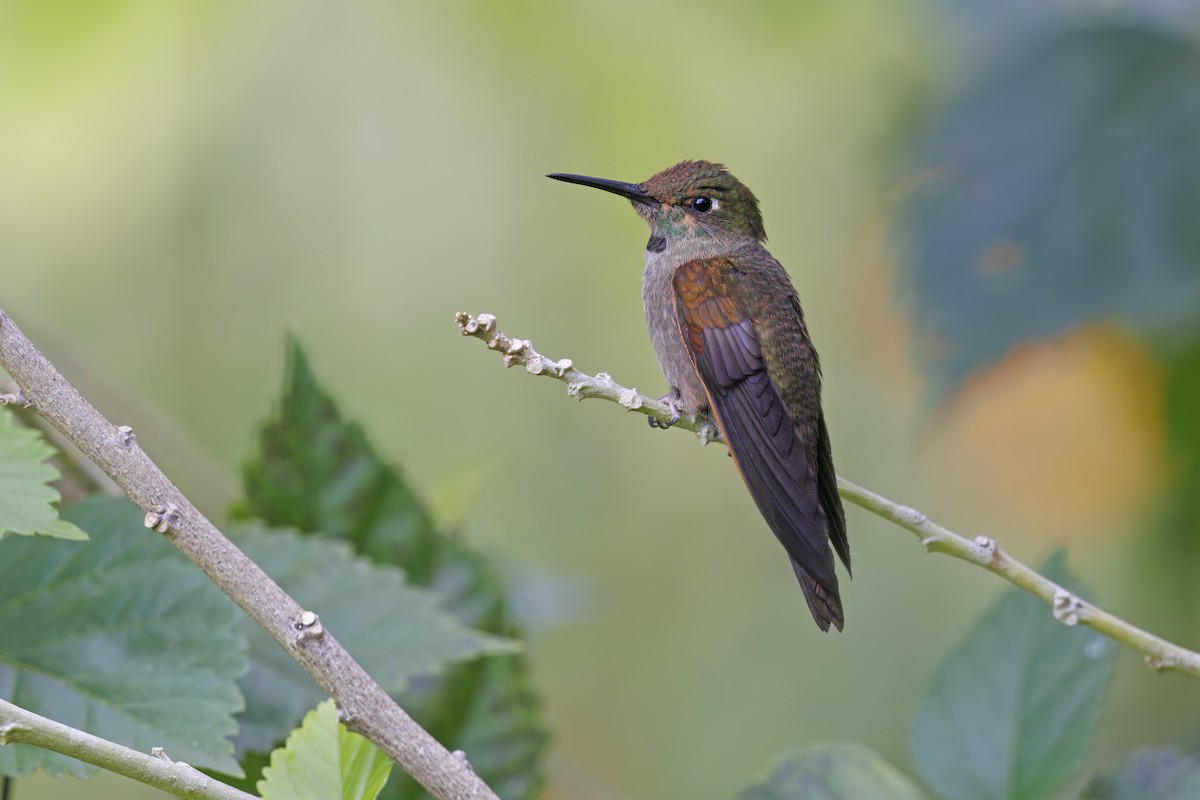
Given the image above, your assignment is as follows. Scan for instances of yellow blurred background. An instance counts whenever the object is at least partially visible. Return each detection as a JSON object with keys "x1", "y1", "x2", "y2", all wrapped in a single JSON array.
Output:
[{"x1": 3, "y1": 2, "x2": 1195, "y2": 798}]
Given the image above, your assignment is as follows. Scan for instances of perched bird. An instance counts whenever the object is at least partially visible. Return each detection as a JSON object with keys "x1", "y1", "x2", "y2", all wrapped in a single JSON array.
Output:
[{"x1": 548, "y1": 161, "x2": 851, "y2": 631}]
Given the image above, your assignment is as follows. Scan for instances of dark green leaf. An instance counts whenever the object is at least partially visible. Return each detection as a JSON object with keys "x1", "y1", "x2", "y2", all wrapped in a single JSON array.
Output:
[
  {"x1": 0, "y1": 409, "x2": 86, "y2": 540},
  {"x1": 240, "y1": 337, "x2": 439, "y2": 573},
  {"x1": 1084, "y1": 746, "x2": 1200, "y2": 800},
  {"x1": 0, "y1": 497, "x2": 244, "y2": 777},
  {"x1": 1156, "y1": 336, "x2": 1200, "y2": 592},
  {"x1": 230, "y1": 525, "x2": 515, "y2": 754},
  {"x1": 911, "y1": 551, "x2": 1116, "y2": 800},
  {"x1": 240, "y1": 339, "x2": 547, "y2": 799},
  {"x1": 739, "y1": 744, "x2": 926, "y2": 800},
  {"x1": 903, "y1": 26, "x2": 1200, "y2": 395},
  {"x1": 258, "y1": 700, "x2": 392, "y2": 800}
]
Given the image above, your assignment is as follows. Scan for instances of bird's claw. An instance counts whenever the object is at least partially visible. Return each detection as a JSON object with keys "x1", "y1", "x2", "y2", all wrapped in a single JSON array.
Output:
[{"x1": 648, "y1": 389, "x2": 682, "y2": 429}]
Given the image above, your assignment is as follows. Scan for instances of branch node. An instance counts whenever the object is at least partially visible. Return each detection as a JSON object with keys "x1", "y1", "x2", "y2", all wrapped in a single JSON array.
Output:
[
  {"x1": 892, "y1": 503, "x2": 926, "y2": 527},
  {"x1": 336, "y1": 704, "x2": 358, "y2": 726},
  {"x1": 295, "y1": 609, "x2": 325, "y2": 640},
  {"x1": 696, "y1": 421, "x2": 719, "y2": 445},
  {"x1": 0, "y1": 722, "x2": 22, "y2": 744},
  {"x1": 452, "y1": 750, "x2": 475, "y2": 774},
  {"x1": 1052, "y1": 588, "x2": 1084, "y2": 626},
  {"x1": 0, "y1": 389, "x2": 30, "y2": 408},
  {"x1": 1145, "y1": 654, "x2": 1178, "y2": 673},
  {"x1": 151, "y1": 746, "x2": 171, "y2": 762},
  {"x1": 969, "y1": 535, "x2": 997, "y2": 563},
  {"x1": 618, "y1": 387, "x2": 642, "y2": 410},
  {"x1": 143, "y1": 504, "x2": 180, "y2": 535},
  {"x1": 919, "y1": 535, "x2": 939, "y2": 552},
  {"x1": 455, "y1": 311, "x2": 495, "y2": 336},
  {"x1": 116, "y1": 424, "x2": 136, "y2": 446}
]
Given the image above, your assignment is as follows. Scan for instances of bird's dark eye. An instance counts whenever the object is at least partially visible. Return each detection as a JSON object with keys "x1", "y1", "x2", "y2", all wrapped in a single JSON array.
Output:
[{"x1": 690, "y1": 196, "x2": 713, "y2": 213}]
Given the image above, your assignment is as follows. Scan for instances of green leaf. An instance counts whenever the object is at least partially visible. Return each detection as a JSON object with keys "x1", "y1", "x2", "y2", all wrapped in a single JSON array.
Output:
[
  {"x1": 0, "y1": 497, "x2": 245, "y2": 778},
  {"x1": 340, "y1": 720, "x2": 394, "y2": 800},
  {"x1": 903, "y1": 25, "x2": 1200, "y2": 395},
  {"x1": 258, "y1": 699, "x2": 392, "y2": 800},
  {"x1": 1157, "y1": 336, "x2": 1200, "y2": 588},
  {"x1": 1083, "y1": 746, "x2": 1200, "y2": 800},
  {"x1": 240, "y1": 339, "x2": 548, "y2": 799},
  {"x1": 739, "y1": 744, "x2": 927, "y2": 800},
  {"x1": 911, "y1": 551, "x2": 1116, "y2": 800},
  {"x1": 230, "y1": 525, "x2": 516, "y2": 754},
  {"x1": 0, "y1": 408, "x2": 86, "y2": 540},
  {"x1": 240, "y1": 337, "x2": 439, "y2": 572}
]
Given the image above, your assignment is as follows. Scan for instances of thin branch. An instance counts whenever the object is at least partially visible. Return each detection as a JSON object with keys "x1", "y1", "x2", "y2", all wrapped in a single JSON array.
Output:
[
  {"x1": 0, "y1": 699, "x2": 254, "y2": 800},
  {"x1": 455, "y1": 310, "x2": 1200, "y2": 679},
  {"x1": 0, "y1": 307, "x2": 500, "y2": 800}
]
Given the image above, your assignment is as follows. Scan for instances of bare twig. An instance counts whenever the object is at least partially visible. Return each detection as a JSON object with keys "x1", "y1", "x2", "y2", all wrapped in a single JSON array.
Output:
[
  {"x1": 0, "y1": 307, "x2": 501, "y2": 800},
  {"x1": 0, "y1": 699, "x2": 254, "y2": 800},
  {"x1": 456, "y1": 310, "x2": 1200, "y2": 679}
]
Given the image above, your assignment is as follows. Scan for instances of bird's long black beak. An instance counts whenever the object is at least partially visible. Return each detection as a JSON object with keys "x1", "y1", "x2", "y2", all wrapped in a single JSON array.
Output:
[{"x1": 547, "y1": 173, "x2": 659, "y2": 207}]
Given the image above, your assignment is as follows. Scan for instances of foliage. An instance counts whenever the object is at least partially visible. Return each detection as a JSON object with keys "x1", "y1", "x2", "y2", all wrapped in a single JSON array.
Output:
[
  {"x1": 904, "y1": 22, "x2": 1200, "y2": 396},
  {"x1": 258, "y1": 700, "x2": 392, "y2": 800},
  {"x1": 738, "y1": 744, "x2": 925, "y2": 800},
  {"x1": 0, "y1": 409, "x2": 85, "y2": 540},
  {"x1": 911, "y1": 552, "x2": 1115, "y2": 800},
  {"x1": 239, "y1": 339, "x2": 547, "y2": 799},
  {"x1": 1084, "y1": 747, "x2": 1200, "y2": 800},
  {"x1": 0, "y1": 496, "x2": 244, "y2": 777},
  {"x1": 228, "y1": 525, "x2": 516, "y2": 755},
  {"x1": 735, "y1": 554, "x2": 1136, "y2": 800},
  {"x1": 0, "y1": 352, "x2": 538, "y2": 795},
  {"x1": 902, "y1": 5, "x2": 1200, "y2": 597},
  {"x1": 0, "y1": 340, "x2": 1189, "y2": 798}
]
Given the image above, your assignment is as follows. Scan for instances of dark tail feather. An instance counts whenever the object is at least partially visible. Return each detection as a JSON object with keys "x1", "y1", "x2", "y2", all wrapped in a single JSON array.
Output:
[{"x1": 791, "y1": 557, "x2": 844, "y2": 632}]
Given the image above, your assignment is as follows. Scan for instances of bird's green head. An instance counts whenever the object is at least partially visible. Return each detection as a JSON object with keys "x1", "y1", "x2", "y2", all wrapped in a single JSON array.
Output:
[{"x1": 548, "y1": 160, "x2": 766, "y2": 246}]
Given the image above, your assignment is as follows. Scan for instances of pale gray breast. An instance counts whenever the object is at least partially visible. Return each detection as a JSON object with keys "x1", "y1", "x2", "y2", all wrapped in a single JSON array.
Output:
[{"x1": 641, "y1": 249, "x2": 708, "y2": 414}]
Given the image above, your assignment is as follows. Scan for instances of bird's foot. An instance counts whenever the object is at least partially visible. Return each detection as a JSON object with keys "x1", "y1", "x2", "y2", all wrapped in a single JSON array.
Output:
[{"x1": 648, "y1": 388, "x2": 682, "y2": 429}]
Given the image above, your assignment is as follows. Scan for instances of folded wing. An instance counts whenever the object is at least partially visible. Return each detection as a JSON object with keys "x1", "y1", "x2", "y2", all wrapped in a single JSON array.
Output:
[{"x1": 674, "y1": 258, "x2": 847, "y2": 631}]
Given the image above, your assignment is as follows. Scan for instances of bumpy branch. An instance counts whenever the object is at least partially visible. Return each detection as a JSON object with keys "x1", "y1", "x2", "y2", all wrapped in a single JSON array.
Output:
[
  {"x1": 0, "y1": 307, "x2": 500, "y2": 800},
  {"x1": 455, "y1": 310, "x2": 1200, "y2": 679},
  {"x1": 0, "y1": 700, "x2": 254, "y2": 800}
]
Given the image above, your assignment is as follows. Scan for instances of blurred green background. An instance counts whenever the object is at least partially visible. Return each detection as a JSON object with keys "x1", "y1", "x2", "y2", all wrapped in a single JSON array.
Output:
[{"x1": 4, "y1": 1, "x2": 1199, "y2": 798}]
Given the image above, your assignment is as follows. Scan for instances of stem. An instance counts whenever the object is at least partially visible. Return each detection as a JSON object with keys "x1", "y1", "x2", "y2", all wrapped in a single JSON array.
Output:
[
  {"x1": 456, "y1": 310, "x2": 1200, "y2": 679},
  {"x1": 0, "y1": 700, "x2": 254, "y2": 800},
  {"x1": 0, "y1": 307, "x2": 500, "y2": 800}
]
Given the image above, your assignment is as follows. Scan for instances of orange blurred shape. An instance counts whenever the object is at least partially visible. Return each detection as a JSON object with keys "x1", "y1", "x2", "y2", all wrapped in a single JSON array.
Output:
[{"x1": 923, "y1": 324, "x2": 1164, "y2": 545}]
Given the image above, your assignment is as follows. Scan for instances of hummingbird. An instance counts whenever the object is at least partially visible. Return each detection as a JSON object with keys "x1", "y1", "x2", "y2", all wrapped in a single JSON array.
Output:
[{"x1": 548, "y1": 160, "x2": 850, "y2": 631}]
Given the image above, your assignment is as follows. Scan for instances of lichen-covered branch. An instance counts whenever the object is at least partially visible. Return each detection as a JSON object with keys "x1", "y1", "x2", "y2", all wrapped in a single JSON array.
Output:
[
  {"x1": 839, "y1": 481, "x2": 1200, "y2": 677},
  {"x1": 0, "y1": 307, "x2": 500, "y2": 800},
  {"x1": 456, "y1": 310, "x2": 1200, "y2": 679},
  {"x1": 0, "y1": 699, "x2": 254, "y2": 800},
  {"x1": 454, "y1": 312, "x2": 722, "y2": 443}
]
